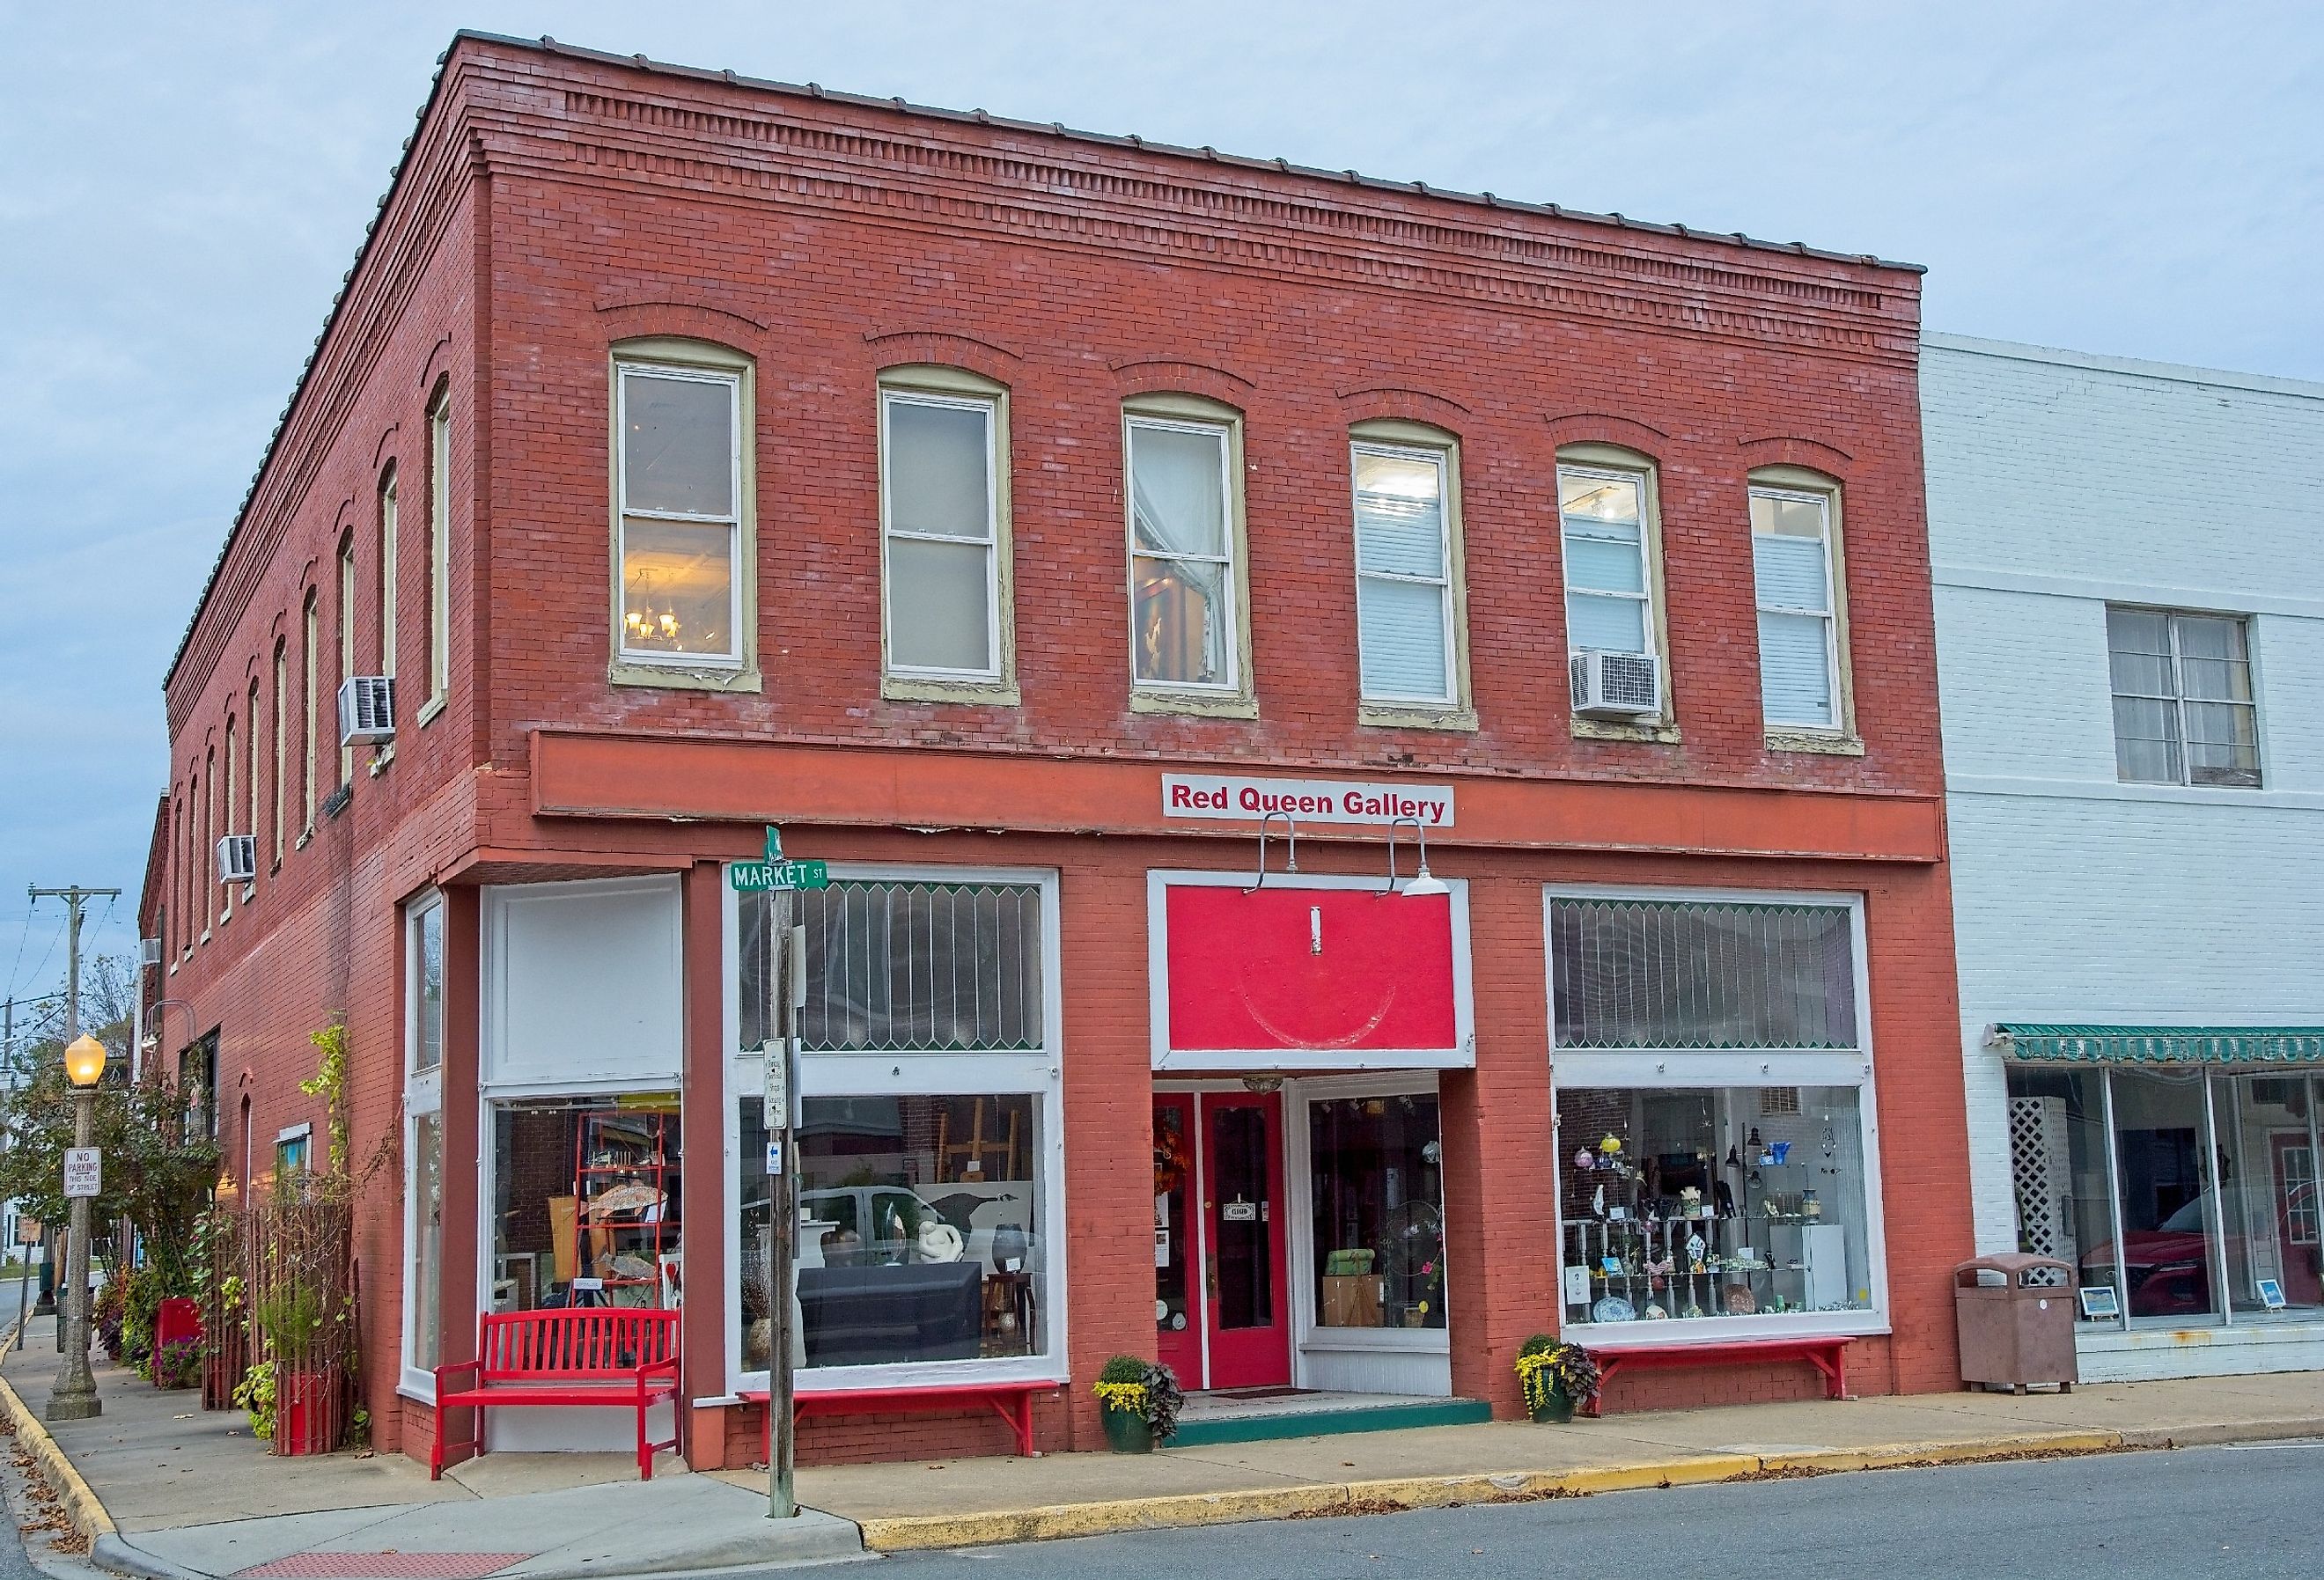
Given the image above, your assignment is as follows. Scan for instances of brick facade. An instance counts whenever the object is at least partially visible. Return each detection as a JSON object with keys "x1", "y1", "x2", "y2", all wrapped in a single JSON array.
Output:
[{"x1": 145, "y1": 33, "x2": 1972, "y2": 1470}]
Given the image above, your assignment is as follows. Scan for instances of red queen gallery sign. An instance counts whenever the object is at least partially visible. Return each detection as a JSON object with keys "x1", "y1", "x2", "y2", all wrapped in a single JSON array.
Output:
[{"x1": 1161, "y1": 773, "x2": 1455, "y2": 828}]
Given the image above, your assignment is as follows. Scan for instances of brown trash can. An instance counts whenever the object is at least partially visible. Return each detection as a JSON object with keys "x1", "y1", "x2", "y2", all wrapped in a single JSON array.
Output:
[{"x1": 1953, "y1": 1253, "x2": 2078, "y2": 1393}]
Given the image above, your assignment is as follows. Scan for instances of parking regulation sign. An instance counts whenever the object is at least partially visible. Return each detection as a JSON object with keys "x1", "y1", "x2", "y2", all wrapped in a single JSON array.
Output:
[{"x1": 63, "y1": 1149, "x2": 100, "y2": 1200}]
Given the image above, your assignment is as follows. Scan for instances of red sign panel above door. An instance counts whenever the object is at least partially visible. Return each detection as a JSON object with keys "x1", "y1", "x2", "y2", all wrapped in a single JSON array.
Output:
[{"x1": 1151, "y1": 874, "x2": 1474, "y2": 1071}]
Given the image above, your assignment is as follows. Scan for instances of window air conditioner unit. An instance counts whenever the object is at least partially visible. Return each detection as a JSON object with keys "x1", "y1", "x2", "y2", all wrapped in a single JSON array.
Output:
[
  {"x1": 139, "y1": 937, "x2": 164, "y2": 967},
  {"x1": 215, "y1": 834, "x2": 258, "y2": 886},
  {"x1": 338, "y1": 675, "x2": 396, "y2": 746},
  {"x1": 1569, "y1": 649, "x2": 1661, "y2": 719}
]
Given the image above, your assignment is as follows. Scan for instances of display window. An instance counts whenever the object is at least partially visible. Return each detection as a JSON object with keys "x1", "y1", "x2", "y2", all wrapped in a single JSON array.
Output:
[
  {"x1": 728, "y1": 868, "x2": 1065, "y2": 1392},
  {"x1": 2007, "y1": 1065, "x2": 2324, "y2": 1327},
  {"x1": 1307, "y1": 1093, "x2": 1446, "y2": 1331},
  {"x1": 490, "y1": 1095, "x2": 683, "y2": 1314},
  {"x1": 1548, "y1": 888, "x2": 1886, "y2": 1340}
]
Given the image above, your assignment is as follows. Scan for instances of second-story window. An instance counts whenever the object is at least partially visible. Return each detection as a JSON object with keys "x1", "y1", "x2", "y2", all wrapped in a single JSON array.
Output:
[
  {"x1": 1558, "y1": 465, "x2": 1654, "y2": 663},
  {"x1": 881, "y1": 384, "x2": 1004, "y2": 685},
  {"x1": 615, "y1": 360, "x2": 742, "y2": 667},
  {"x1": 2107, "y1": 607, "x2": 2260, "y2": 787},
  {"x1": 1127, "y1": 412, "x2": 1239, "y2": 695},
  {"x1": 1749, "y1": 483, "x2": 1843, "y2": 733},
  {"x1": 426, "y1": 387, "x2": 452, "y2": 709},
  {"x1": 379, "y1": 467, "x2": 399, "y2": 682},
  {"x1": 1352, "y1": 441, "x2": 1456, "y2": 708},
  {"x1": 337, "y1": 536, "x2": 357, "y2": 787}
]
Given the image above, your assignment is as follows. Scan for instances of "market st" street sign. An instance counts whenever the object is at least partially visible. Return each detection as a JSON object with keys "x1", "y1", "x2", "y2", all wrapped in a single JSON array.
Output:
[{"x1": 728, "y1": 827, "x2": 830, "y2": 893}]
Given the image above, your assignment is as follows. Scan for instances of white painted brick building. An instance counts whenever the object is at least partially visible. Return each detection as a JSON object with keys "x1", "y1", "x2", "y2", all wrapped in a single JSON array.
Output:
[{"x1": 1925, "y1": 334, "x2": 2324, "y2": 1380}]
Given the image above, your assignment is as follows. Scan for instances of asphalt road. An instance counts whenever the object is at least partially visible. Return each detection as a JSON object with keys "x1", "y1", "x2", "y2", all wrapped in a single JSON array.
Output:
[{"x1": 835, "y1": 1442, "x2": 2321, "y2": 1578}]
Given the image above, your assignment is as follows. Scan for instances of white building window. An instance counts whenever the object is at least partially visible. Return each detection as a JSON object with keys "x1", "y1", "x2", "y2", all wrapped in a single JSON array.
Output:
[
  {"x1": 1750, "y1": 486, "x2": 1842, "y2": 731},
  {"x1": 379, "y1": 467, "x2": 399, "y2": 681},
  {"x1": 1548, "y1": 890, "x2": 1886, "y2": 1339},
  {"x1": 1353, "y1": 443, "x2": 1455, "y2": 707},
  {"x1": 401, "y1": 892, "x2": 445, "y2": 1394},
  {"x1": 730, "y1": 870, "x2": 1064, "y2": 1393},
  {"x1": 426, "y1": 388, "x2": 452, "y2": 709},
  {"x1": 2106, "y1": 606, "x2": 2260, "y2": 788},
  {"x1": 1128, "y1": 415, "x2": 1239, "y2": 694},
  {"x1": 615, "y1": 360, "x2": 744, "y2": 667},
  {"x1": 882, "y1": 387, "x2": 1002, "y2": 683},
  {"x1": 1558, "y1": 465, "x2": 1655, "y2": 663}
]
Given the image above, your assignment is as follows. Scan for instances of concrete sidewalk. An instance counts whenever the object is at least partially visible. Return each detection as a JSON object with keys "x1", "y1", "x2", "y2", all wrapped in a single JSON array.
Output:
[
  {"x1": 7, "y1": 1316, "x2": 2323, "y2": 1570},
  {"x1": 0, "y1": 1329, "x2": 860, "y2": 1577}
]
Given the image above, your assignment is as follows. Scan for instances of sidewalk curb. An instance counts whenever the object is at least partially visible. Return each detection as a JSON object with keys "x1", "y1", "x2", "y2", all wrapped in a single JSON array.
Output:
[
  {"x1": 87, "y1": 1535, "x2": 202, "y2": 1580},
  {"x1": 850, "y1": 1429, "x2": 2163, "y2": 1552},
  {"x1": 0, "y1": 1336, "x2": 118, "y2": 1547}
]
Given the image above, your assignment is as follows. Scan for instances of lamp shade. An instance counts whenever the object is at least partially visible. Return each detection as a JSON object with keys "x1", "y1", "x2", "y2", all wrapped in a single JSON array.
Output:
[
  {"x1": 1400, "y1": 867, "x2": 1450, "y2": 899},
  {"x1": 63, "y1": 1034, "x2": 107, "y2": 1088}
]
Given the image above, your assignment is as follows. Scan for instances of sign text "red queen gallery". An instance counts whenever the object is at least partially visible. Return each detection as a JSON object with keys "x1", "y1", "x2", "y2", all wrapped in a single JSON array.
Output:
[{"x1": 1161, "y1": 773, "x2": 1455, "y2": 827}]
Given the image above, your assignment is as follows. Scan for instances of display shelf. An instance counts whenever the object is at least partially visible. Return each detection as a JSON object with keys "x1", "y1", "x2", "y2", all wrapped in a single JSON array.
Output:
[{"x1": 574, "y1": 1108, "x2": 680, "y2": 1305}]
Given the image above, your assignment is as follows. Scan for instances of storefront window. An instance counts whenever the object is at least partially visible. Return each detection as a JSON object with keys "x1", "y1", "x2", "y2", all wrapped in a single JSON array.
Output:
[
  {"x1": 1557, "y1": 1086, "x2": 1872, "y2": 1325},
  {"x1": 409, "y1": 1113, "x2": 444, "y2": 1369},
  {"x1": 492, "y1": 1096, "x2": 682, "y2": 1312},
  {"x1": 2106, "y1": 1069, "x2": 2217, "y2": 1321},
  {"x1": 2223, "y1": 1076, "x2": 2324, "y2": 1316},
  {"x1": 1550, "y1": 898, "x2": 1857, "y2": 1050},
  {"x1": 732, "y1": 871, "x2": 1061, "y2": 1386},
  {"x1": 2001, "y1": 1067, "x2": 2116, "y2": 1309},
  {"x1": 739, "y1": 1093, "x2": 1046, "y2": 1371},
  {"x1": 1309, "y1": 1094, "x2": 1446, "y2": 1329}
]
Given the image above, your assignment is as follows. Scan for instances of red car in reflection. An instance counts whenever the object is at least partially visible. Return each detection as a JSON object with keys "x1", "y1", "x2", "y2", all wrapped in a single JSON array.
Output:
[{"x1": 2079, "y1": 1186, "x2": 2320, "y2": 1316}]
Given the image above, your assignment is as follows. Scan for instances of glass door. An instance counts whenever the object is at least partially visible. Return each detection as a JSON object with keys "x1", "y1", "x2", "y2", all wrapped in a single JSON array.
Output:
[{"x1": 1202, "y1": 1091, "x2": 1291, "y2": 1388}]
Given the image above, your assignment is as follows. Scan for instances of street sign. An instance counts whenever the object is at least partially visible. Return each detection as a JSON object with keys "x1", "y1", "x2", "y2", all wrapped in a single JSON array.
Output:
[
  {"x1": 14, "y1": 1218, "x2": 40, "y2": 1246},
  {"x1": 729, "y1": 826, "x2": 830, "y2": 893},
  {"x1": 63, "y1": 1150, "x2": 100, "y2": 1200},
  {"x1": 729, "y1": 859, "x2": 829, "y2": 893}
]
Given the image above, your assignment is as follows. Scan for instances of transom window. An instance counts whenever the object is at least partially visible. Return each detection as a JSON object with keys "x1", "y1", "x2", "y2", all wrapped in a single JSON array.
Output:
[
  {"x1": 1127, "y1": 416, "x2": 1237, "y2": 692},
  {"x1": 616, "y1": 362, "x2": 742, "y2": 665},
  {"x1": 1558, "y1": 465, "x2": 1653, "y2": 659},
  {"x1": 882, "y1": 389, "x2": 1001, "y2": 680},
  {"x1": 1549, "y1": 898, "x2": 1859, "y2": 1051},
  {"x1": 1750, "y1": 487, "x2": 1841, "y2": 731},
  {"x1": 2106, "y1": 606, "x2": 2260, "y2": 787},
  {"x1": 1352, "y1": 443, "x2": 1455, "y2": 706}
]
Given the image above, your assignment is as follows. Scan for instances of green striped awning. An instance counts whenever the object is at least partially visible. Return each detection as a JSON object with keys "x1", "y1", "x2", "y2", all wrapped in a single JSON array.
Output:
[{"x1": 1993, "y1": 1024, "x2": 2324, "y2": 1066}]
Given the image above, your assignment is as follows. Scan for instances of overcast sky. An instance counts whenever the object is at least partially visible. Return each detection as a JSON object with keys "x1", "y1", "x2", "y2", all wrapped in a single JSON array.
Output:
[{"x1": 2, "y1": 0, "x2": 2318, "y2": 992}]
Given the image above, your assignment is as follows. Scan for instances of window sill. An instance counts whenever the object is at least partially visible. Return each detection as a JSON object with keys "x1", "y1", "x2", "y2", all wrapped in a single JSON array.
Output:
[
  {"x1": 322, "y1": 784, "x2": 352, "y2": 819},
  {"x1": 416, "y1": 694, "x2": 447, "y2": 729},
  {"x1": 882, "y1": 675, "x2": 1021, "y2": 708},
  {"x1": 368, "y1": 745, "x2": 394, "y2": 777},
  {"x1": 295, "y1": 826, "x2": 315, "y2": 851},
  {"x1": 1572, "y1": 716, "x2": 1681, "y2": 746},
  {"x1": 1766, "y1": 731, "x2": 1865, "y2": 757},
  {"x1": 1359, "y1": 702, "x2": 1477, "y2": 733},
  {"x1": 610, "y1": 659, "x2": 761, "y2": 694},
  {"x1": 1130, "y1": 688, "x2": 1258, "y2": 721}
]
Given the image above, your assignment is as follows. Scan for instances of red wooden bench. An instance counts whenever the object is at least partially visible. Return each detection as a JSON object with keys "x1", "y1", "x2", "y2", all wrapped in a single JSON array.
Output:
[
  {"x1": 1585, "y1": 1336, "x2": 1852, "y2": 1417},
  {"x1": 432, "y1": 1309, "x2": 681, "y2": 1480},
  {"x1": 742, "y1": 1380, "x2": 1063, "y2": 1458}
]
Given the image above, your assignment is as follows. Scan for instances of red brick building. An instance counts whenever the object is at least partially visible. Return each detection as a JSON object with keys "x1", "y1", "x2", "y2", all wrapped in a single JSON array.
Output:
[{"x1": 144, "y1": 32, "x2": 1973, "y2": 1471}]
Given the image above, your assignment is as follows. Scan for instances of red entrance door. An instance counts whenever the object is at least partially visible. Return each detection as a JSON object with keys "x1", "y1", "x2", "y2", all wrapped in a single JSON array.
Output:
[
  {"x1": 1151, "y1": 1091, "x2": 1292, "y2": 1389},
  {"x1": 1201, "y1": 1091, "x2": 1291, "y2": 1388}
]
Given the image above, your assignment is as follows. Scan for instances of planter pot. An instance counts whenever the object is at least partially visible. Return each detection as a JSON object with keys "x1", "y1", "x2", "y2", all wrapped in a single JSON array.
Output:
[
  {"x1": 1100, "y1": 1404, "x2": 1156, "y2": 1454},
  {"x1": 275, "y1": 1369, "x2": 337, "y2": 1457},
  {"x1": 1528, "y1": 1385, "x2": 1577, "y2": 1424}
]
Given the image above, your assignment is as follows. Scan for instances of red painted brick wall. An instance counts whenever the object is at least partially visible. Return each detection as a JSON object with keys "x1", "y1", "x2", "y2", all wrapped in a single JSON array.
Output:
[{"x1": 149, "y1": 35, "x2": 1966, "y2": 1472}]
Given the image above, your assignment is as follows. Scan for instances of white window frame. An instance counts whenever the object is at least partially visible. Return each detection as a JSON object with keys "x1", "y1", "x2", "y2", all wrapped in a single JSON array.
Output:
[
  {"x1": 1351, "y1": 440, "x2": 1457, "y2": 709},
  {"x1": 1126, "y1": 413, "x2": 1241, "y2": 698},
  {"x1": 721, "y1": 864, "x2": 1069, "y2": 1396},
  {"x1": 379, "y1": 467, "x2": 399, "y2": 682},
  {"x1": 2105, "y1": 605, "x2": 2261, "y2": 789},
  {"x1": 1544, "y1": 883, "x2": 1890, "y2": 1347},
  {"x1": 879, "y1": 387, "x2": 1004, "y2": 686},
  {"x1": 401, "y1": 890, "x2": 445, "y2": 1399},
  {"x1": 1749, "y1": 484, "x2": 1843, "y2": 733},
  {"x1": 1557, "y1": 462, "x2": 1658, "y2": 664},
  {"x1": 425, "y1": 388, "x2": 452, "y2": 714},
  {"x1": 219, "y1": 717, "x2": 236, "y2": 923},
  {"x1": 614, "y1": 360, "x2": 746, "y2": 672}
]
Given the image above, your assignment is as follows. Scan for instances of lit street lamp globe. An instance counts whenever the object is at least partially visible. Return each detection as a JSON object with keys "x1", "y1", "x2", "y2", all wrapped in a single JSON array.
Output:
[{"x1": 63, "y1": 1034, "x2": 107, "y2": 1088}]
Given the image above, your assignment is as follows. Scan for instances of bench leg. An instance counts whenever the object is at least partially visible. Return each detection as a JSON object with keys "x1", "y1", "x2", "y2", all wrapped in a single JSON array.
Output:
[
  {"x1": 1805, "y1": 1346, "x2": 1848, "y2": 1401},
  {"x1": 637, "y1": 1401, "x2": 652, "y2": 1481},
  {"x1": 432, "y1": 1405, "x2": 480, "y2": 1481},
  {"x1": 984, "y1": 1393, "x2": 1034, "y2": 1457},
  {"x1": 1585, "y1": 1359, "x2": 1617, "y2": 1418}
]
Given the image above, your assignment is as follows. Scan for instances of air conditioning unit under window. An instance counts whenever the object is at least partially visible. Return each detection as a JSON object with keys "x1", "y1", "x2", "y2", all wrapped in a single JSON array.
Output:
[
  {"x1": 215, "y1": 834, "x2": 258, "y2": 886},
  {"x1": 338, "y1": 675, "x2": 396, "y2": 746},
  {"x1": 1569, "y1": 649, "x2": 1661, "y2": 719}
]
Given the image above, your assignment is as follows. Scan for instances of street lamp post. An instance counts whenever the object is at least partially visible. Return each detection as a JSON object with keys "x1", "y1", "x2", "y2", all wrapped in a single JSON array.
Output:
[{"x1": 47, "y1": 1033, "x2": 107, "y2": 1422}]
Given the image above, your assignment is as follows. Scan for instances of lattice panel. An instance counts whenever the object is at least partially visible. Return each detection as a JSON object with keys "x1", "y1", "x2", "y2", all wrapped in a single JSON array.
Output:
[{"x1": 2008, "y1": 1095, "x2": 2074, "y2": 1264}]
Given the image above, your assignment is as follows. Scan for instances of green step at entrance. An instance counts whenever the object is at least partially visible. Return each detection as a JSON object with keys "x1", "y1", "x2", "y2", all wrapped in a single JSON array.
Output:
[{"x1": 1168, "y1": 1390, "x2": 1492, "y2": 1447}]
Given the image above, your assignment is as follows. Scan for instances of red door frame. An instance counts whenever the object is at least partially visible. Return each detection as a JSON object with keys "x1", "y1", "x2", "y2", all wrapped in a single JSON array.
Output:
[
  {"x1": 1151, "y1": 1090, "x2": 1293, "y2": 1391},
  {"x1": 1153, "y1": 1093, "x2": 1202, "y2": 1384}
]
